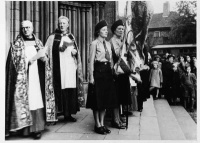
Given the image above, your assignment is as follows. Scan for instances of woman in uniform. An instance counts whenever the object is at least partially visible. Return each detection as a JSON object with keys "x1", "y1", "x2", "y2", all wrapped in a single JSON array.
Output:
[{"x1": 86, "y1": 20, "x2": 118, "y2": 134}]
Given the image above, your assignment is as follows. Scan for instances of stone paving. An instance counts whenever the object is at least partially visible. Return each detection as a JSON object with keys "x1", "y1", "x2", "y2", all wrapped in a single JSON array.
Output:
[{"x1": 5, "y1": 96, "x2": 197, "y2": 141}]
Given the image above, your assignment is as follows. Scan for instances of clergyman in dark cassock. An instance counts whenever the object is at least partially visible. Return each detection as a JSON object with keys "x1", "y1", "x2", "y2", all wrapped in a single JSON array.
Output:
[{"x1": 44, "y1": 16, "x2": 83, "y2": 123}]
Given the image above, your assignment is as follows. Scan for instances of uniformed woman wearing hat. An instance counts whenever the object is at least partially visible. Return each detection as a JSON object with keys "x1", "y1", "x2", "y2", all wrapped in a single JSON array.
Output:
[
  {"x1": 86, "y1": 20, "x2": 118, "y2": 134},
  {"x1": 109, "y1": 19, "x2": 131, "y2": 129}
]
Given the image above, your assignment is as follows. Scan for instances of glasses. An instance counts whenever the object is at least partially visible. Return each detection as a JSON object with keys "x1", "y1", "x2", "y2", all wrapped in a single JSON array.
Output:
[{"x1": 21, "y1": 26, "x2": 31, "y2": 30}]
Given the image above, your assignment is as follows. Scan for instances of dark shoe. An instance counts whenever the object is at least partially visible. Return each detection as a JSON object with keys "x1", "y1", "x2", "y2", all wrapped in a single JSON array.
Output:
[
  {"x1": 111, "y1": 121, "x2": 126, "y2": 129},
  {"x1": 153, "y1": 97, "x2": 158, "y2": 100},
  {"x1": 119, "y1": 121, "x2": 126, "y2": 127},
  {"x1": 94, "y1": 126, "x2": 107, "y2": 135},
  {"x1": 64, "y1": 116, "x2": 77, "y2": 122},
  {"x1": 102, "y1": 126, "x2": 111, "y2": 133},
  {"x1": 120, "y1": 115, "x2": 126, "y2": 123},
  {"x1": 137, "y1": 109, "x2": 143, "y2": 112},
  {"x1": 33, "y1": 132, "x2": 41, "y2": 139}
]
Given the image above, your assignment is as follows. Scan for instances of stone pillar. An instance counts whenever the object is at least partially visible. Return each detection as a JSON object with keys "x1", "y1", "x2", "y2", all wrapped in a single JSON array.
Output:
[
  {"x1": 25, "y1": 1, "x2": 31, "y2": 20},
  {"x1": 89, "y1": 7, "x2": 93, "y2": 42},
  {"x1": 39, "y1": 1, "x2": 44, "y2": 42},
  {"x1": 81, "y1": 8, "x2": 86, "y2": 81},
  {"x1": 85, "y1": 7, "x2": 90, "y2": 81},
  {"x1": 53, "y1": 2, "x2": 58, "y2": 30},
  {"x1": 33, "y1": 1, "x2": 40, "y2": 38},
  {"x1": 59, "y1": 4, "x2": 64, "y2": 16},
  {"x1": 12, "y1": 1, "x2": 20, "y2": 40},
  {"x1": 95, "y1": 2, "x2": 99, "y2": 24},
  {"x1": 92, "y1": 3, "x2": 95, "y2": 39},
  {"x1": 30, "y1": 1, "x2": 34, "y2": 21},
  {"x1": 71, "y1": 7, "x2": 76, "y2": 38},
  {"x1": 63, "y1": 5, "x2": 67, "y2": 16},
  {"x1": 6, "y1": 1, "x2": 11, "y2": 58},
  {"x1": 44, "y1": 2, "x2": 50, "y2": 38},
  {"x1": 66, "y1": 6, "x2": 72, "y2": 33},
  {"x1": 99, "y1": 2, "x2": 105, "y2": 21},
  {"x1": 20, "y1": 1, "x2": 25, "y2": 21},
  {"x1": 49, "y1": 1, "x2": 54, "y2": 34},
  {"x1": 77, "y1": 8, "x2": 81, "y2": 53}
]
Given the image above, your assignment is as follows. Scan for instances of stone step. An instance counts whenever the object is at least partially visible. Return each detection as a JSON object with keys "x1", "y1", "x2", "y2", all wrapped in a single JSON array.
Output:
[
  {"x1": 154, "y1": 99, "x2": 186, "y2": 140},
  {"x1": 171, "y1": 106, "x2": 197, "y2": 140},
  {"x1": 139, "y1": 95, "x2": 161, "y2": 140}
]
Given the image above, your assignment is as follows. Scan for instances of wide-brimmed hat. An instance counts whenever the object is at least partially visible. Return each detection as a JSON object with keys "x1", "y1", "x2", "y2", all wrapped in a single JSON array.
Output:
[
  {"x1": 111, "y1": 19, "x2": 124, "y2": 34},
  {"x1": 95, "y1": 20, "x2": 107, "y2": 33}
]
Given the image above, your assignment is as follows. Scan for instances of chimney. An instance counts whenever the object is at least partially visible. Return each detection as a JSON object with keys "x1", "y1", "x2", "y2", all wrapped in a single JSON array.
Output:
[{"x1": 163, "y1": 1, "x2": 170, "y2": 17}]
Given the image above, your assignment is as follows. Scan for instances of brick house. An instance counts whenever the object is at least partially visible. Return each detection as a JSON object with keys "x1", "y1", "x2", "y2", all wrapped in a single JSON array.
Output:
[{"x1": 147, "y1": 2, "x2": 196, "y2": 58}]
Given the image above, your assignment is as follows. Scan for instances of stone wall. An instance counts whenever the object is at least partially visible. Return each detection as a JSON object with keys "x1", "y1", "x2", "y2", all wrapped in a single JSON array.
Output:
[{"x1": 104, "y1": 1, "x2": 117, "y2": 40}]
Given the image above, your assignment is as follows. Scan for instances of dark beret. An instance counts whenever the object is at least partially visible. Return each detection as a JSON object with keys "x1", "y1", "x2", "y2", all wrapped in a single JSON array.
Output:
[
  {"x1": 95, "y1": 20, "x2": 107, "y2": 33},
  {"x1": 111, "y1": 19, "x2": 124, "y2": 33}
]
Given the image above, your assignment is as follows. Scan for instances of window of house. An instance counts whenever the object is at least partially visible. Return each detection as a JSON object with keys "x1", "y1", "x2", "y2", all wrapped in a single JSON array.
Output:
[
  {"x1": 189, "y1": 49, "x2": 194, "y2": 53},
  {"x1": 184, "y1": 49, "x2": 188, "y2": 53},
  {"x1": 158, "y1": 50, "x2": 163, "y2": 54},
  {"x1": 154, "y1": 31, "x2": 160, "y2": 37},
  {"x1": 163, "y1": 37, "x2": 169, "y2": 44},
  {"x1": 153, "y1": 50, "x2": 157, "y2": 54}
]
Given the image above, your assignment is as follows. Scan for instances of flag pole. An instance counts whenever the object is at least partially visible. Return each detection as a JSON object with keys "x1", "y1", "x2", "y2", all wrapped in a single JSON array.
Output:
[{"x1": 125, "y1": 1, "x2": 129, "y2": 130}]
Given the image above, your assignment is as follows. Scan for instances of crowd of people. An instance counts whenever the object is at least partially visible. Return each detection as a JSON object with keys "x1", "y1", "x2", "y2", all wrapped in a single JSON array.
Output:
[
  {"x1": 155, "y1": 53, "x2": 197, "y2": 111},
  {"x1": 5, "y1": 16, "x2": 197, "y2": 139}
]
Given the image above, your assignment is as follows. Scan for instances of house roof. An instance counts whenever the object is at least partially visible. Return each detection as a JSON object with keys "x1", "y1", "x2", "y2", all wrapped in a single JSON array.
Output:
[
  {"x1": 149, "y1": 12, "x2": 179, "y2": 29},
  {"x1": 152, "y1": 44, "x2": 196, "y2": 49}
]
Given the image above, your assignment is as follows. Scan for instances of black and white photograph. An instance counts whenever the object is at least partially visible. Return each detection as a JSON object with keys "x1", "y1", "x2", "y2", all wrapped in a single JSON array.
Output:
[{"x1": 3, "y1": 0, "x2": 197, "y2": 141}]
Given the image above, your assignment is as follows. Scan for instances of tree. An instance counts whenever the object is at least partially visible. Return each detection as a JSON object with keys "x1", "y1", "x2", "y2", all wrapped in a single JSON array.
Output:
[{"x1": 169, "y1": 1, "x2": 196, "y2": 44}]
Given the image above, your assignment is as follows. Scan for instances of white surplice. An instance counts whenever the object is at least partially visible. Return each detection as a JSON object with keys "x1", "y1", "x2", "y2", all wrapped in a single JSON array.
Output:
[
  {"x1": 25, "y1": 42, "x2": 44, "y2": 110},
  {"x1": 59, "y1": 35, "x2": 77, "y2": 89}
]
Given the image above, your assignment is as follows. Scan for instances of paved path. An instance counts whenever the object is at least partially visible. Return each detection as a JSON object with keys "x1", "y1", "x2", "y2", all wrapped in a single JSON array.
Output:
[{"x1": 6, "y1": 96, "x2": 197, "y2": 140}]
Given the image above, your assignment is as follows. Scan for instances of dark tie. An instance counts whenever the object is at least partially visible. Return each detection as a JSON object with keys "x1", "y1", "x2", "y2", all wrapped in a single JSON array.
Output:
[{"x1": 103, "y1": 41, "x2": 110, "y2": 62}]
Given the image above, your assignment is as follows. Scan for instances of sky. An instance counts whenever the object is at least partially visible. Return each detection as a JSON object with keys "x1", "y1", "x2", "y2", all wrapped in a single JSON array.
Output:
[{"x1": 118, "y1": 0, "x2": 178, "y2": 16}]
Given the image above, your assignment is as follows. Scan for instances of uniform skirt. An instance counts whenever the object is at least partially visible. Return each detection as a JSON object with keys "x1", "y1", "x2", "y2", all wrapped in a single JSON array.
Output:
[{"x1": 86, "y1": 61, "x2": 118, "y2": 110}]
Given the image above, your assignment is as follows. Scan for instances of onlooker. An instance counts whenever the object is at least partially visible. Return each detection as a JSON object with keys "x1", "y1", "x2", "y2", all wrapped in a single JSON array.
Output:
[
  {"x1": 172, "y1": 63, "x2": 181, "y2": 105},
  {"x1": 149, "y1": 61, "x2": 163, "y2": 100},
  {"x1": 177, "y1": 55, "x2": 187, "y2": 78},
  {"x1": 186, "y1": 55, "x2": 191, "y2": 67},
  {"x1": 154, "y1": 55, "x2": 162, "y2": 69},
  {"x1": 163, "y1": 54, "x2": 175, "y2": 104},
  {"x1": 180, "y1": 65, "x2": 196, "y2": 112},
  {"x1": 191, "y1": 56, "x2": 196, "y2": 75}
]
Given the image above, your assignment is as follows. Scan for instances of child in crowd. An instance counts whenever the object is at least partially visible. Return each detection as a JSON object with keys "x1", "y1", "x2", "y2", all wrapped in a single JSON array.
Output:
[
  {"x1": 154, "y1": 55, "x2": 162, "y2": 69},
  {"x1": 149, "y1": 61, "x2": 163, "y2": 100},
  {"x1": 180, "y1": 65, "x2": 196, "y2": 112}
]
